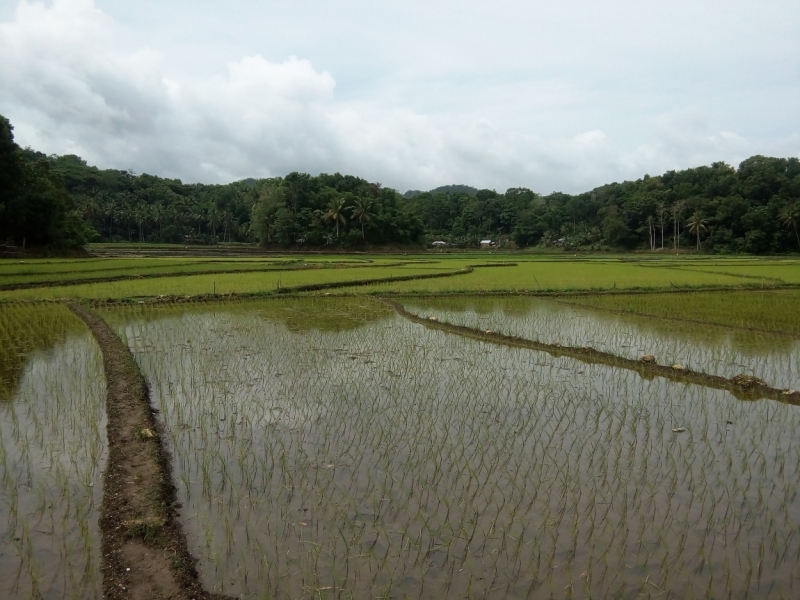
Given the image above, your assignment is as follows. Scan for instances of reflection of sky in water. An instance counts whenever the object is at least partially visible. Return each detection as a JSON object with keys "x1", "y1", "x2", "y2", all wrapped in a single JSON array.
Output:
[
  {"x1": 405, "y1": 297, "x2": 800, "y2": 390},
  {"x1": 0, "y1": 333, "x2": 106, "y2": 600},
  {"x1": 113, "y1": 300, "x2": 800, "y2": 599}
]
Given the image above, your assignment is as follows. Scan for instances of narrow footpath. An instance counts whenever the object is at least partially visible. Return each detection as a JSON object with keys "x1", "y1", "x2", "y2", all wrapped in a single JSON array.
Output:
[
  {"x1": 384, "y1": 299, "x2": 800, "y2": 406},
  {"x1": 68, "y1": 303, "x2": 221, "y2": 600}
]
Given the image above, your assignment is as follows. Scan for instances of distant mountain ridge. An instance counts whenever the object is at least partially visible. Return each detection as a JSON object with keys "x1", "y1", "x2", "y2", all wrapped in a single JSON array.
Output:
[{"x1": 404, "y1": 184, "x2": 479, "y2": 198}]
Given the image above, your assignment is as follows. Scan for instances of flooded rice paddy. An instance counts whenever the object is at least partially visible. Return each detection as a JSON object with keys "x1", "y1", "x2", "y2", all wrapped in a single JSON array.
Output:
[
  {"x1": 404, "y1": 296, "x2": 800, "y2": 391},
  {"x1": 104, "y1": 297, "x2": 800, "y2": 599},
  {"x1": 0, "y1": 305, "x2": 106, "y2": 599}
]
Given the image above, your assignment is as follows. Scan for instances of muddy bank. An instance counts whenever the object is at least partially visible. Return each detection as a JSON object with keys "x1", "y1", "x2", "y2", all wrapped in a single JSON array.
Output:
[
  {"x1": 68, "y1": 303, "x2": 229, "y2": 600},
  {"x1": 384, "y1": 299, "x2": 800, "y2": 406}
]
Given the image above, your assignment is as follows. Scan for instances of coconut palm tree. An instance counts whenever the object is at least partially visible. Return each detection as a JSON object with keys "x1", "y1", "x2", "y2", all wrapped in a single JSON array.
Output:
[
  {"x1": 671, "y1": 200, "x2": 685, "y2": 250},
  {"x1": 152, "y1": 203, "x2": 165, "y2": 242},
  {"x1": 780, "y1": 203, "x2": 800, "y2": 250},
  {"x1": 207, "y1": 207, "x2": 221, "y2": 241},
  {"x1": 323, "y1": 197, "x2": 348, "y2": 238},
  {"x1": 349, "y1": 198, "x2": 374, "y2": 241},
  {"x1": 687, "y1": 212, "x2": 708, "y2": 251},
  {"x1": 221, "y1": 210, "x2": 238, "y2": 243},
  {"x1": 133, "y1": 206, "x2": 148, "y2": 242}
]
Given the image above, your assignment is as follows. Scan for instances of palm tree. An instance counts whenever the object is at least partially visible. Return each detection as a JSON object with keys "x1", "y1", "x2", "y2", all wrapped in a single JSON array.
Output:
[
  {"x1": 349, "y1": 198, "x2": 374, "y2": 241},
  {"x1": 221, "y1": 210, "x2": 238, "y2": 243},
  {"x1": 780, "y1": 203, "x2": 800, "y2": 250},
  {"x1": 207, "y1": 207, "x2": 221, "y2": 242},
  {"x1": 152, "y1": 203, "x2": 165, "y2": 242},
  {"x1": 133, "y1": 206, "x2": 149, "y2": 242},
  {"x1": 194, "y1": 209, "x2": 206, "y2": 236},
  {"x1": 671, "y1": 200, "x2": 686, "y2": 250},
  {"x1": 656, "y1": 201, "x2": 666, "y2": 249},
  {"x1": 323, "y1": 198, "x2": 348, "y2": 238},
  {"x1": 686, "y1": 212, "x2": 708, "y2": 252}
]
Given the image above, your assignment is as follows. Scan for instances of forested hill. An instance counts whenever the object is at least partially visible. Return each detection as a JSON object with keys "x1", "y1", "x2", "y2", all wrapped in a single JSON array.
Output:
[
  {"x1": 405, "y1": 185, "x2": 479, "y2": 198},
  {"x1": 1, "y1": 114, "x2": 799, "y2": 253}
]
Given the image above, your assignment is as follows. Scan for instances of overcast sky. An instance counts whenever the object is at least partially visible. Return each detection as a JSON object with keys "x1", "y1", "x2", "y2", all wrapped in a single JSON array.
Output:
[{"x1": 1, "y1": 0, "x2": 798, "y2": 193}]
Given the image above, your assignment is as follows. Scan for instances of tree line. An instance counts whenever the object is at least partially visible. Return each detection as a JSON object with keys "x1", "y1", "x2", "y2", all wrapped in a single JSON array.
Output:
[{"x1": 1, "y1": 114, "x2": 798, "y2": 253}]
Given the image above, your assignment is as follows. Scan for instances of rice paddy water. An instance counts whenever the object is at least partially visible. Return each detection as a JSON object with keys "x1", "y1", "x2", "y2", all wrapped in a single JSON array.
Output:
[
  {"x1": 100, "y1": 297, "x2": 800, "y2": 598},
  {"x1": 402, "y1": 296, "x2": 800, "y2": 391},
  {"x1": 0, "y1": 304, "x2": 107, "y2": 599},
  {"x1": 1, "y1": 254, "x2": 799, "y2": 598}
]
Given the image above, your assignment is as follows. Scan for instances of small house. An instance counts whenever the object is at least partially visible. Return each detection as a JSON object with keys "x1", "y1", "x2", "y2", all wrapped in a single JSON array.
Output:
[
  {"x1": 480, "y1": 239, "x2": 495, "y2": 248},
  {"x1": 432, "y1": 240, "x2": 447, "y2": 247}
]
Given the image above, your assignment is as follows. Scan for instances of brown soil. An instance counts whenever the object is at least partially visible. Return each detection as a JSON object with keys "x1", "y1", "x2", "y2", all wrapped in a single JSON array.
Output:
[
  {"x1": 384, "y1": 299, "x2": 800, "y2": 406},
  {"x1": 68, "y1": 303, "x2": 229, "y2": 600}
]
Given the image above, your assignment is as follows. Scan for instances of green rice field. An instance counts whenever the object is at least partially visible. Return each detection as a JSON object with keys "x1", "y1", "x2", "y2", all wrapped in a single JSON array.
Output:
[
  {"x1": 102, "y1": 297, "x2": 800, "y2": 598},
  {"x1": 0, "y1": 304, "x2": 106, "y2": 599},
  {"x1": 402, "y1": 294, "x2": 800, "y2": 390},
  {"x1": 2, "y1": 255, "x2": 797, "y2": 300},
  {"x1": 564, "y1": 289, "x2": 800, "y2": 336},
  {"x1": 1, "y1": 252, "x2": 799, "y2": 598},
  {"x1": 0, "y1": 263, "x2": 457, "y2": 301}
]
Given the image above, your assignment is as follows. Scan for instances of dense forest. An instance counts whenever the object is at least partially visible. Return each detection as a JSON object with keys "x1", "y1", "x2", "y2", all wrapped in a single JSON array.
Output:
[{"x1": 1, "y1": 114, "x2": 799, "y2": 253}]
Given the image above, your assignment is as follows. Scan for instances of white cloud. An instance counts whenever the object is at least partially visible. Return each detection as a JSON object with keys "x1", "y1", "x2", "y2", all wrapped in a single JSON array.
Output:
[
  {"x1": 0, "y1": 0, "x2": 798, "y2": 194},
  {"x1": 616, "y1": 109, "x2": 754, "y2": 177}
]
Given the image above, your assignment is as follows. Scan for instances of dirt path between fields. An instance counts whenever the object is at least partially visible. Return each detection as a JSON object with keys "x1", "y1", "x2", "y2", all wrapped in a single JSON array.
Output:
[
  {"x1": 384, "y1": 299, "x2": 800, "y2": 406},
  {"x1": 68, "y1": 303, "x2": 228, "y2": 600}
]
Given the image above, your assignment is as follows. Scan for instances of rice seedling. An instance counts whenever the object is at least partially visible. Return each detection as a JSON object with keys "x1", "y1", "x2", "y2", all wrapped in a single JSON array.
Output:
[
  {"x1": 337, "y1": 260, "x2": 762, "y2": 295},
  {"x1": 0, "y1": 303, "x2": 85, "y2": 400},
  {"x1": 646, "y1": 261, "x2": 800, "y2": 285},
  {"x1": 403, "y1": 295, "x2": 800, "y2": 391},
  {"x1": 565, "y1": 289, "x2": 800, "y2": 336},
  {"x1": 0, "y1": 303, "x2": 107, "y2": 599},
  {"x1": 103, "y1": 296, "x2": 800, "y2": 598},
  {"x1": 0, "y1": 260, "x2": 296, "y2": 287},
  {"x1": 5, "y1": 255, "x2": 796, "y2": 300},
  {"x1": 0, "y1": 264, "x2": 461, "y2": 301},
  {"x1": 0, "y1": 257, "x2": 443, "y2": 288}
]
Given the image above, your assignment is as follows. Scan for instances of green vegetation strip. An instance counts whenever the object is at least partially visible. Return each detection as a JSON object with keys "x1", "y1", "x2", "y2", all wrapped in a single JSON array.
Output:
[
  {"x1": 385, "y1": 299, "x2": 800, "y2": 405},
  {"x1": 0, "y1": 260, "x2": 290, "y2": 278},
  {"x1": 57, "y1": 266, "x2": 475, "y2": 305},
  {"x1": 0, "y1": 260, "x2": 440, "y2": 290},
  {"x1": 0, "y1": 265, "x2": 313, "y2": 291},
  {"x1": 274, "y1": 265, "x2": 474, "y2": 293},
  {"x1": 561, "y1": 289, "x2": 800, "y2": 337},
  {"x1": 639, "y1": 264, "x2": 786, "y2": 284},
  {"x1": 377, "y1": 282, "x2": 795, "y2": 300},
  {"x1": 67, "y1": 303, "x2": 225, "y2": 600},
  {"x1": 0, "y1": 264, "x2": 456, "y2": 300},
  {"x1": 343, "y1": 261, "x2": 760, "y2": 294},
  {"x1": 0, "y1": 303, "x2": 85, "y2": 399}
]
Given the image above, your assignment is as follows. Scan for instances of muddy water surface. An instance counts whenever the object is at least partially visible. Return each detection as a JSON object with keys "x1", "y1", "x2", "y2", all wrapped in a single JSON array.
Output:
[
  {"x1": 0, "y1": 332, "x2": 107, "y2": 599},
  {"x1": 405, "y1": 296, "x2": 800, "y2": 390},
  {"x1": 107, "y1": 297, "x2": 800, "y2": 599}
]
